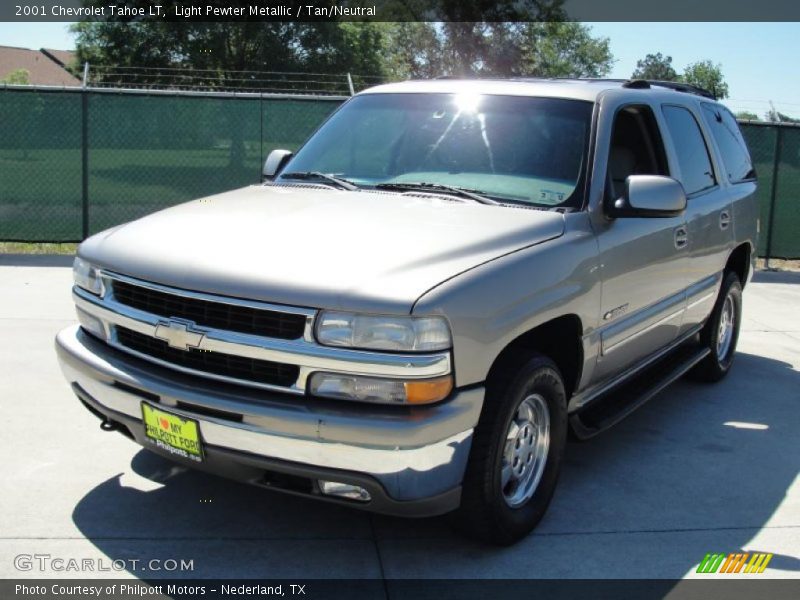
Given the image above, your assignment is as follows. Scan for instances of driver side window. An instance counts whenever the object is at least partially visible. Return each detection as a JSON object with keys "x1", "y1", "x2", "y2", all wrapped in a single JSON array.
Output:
[{"x1": 607, "y1": 105, "x2": 670, "y2": 200}]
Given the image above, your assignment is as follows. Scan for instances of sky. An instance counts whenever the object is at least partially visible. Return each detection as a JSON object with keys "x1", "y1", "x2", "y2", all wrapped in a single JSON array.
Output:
[
  {"x1": 586, "y1": 22, "x2": 800, "y2": 119},
  {"x1": 1, "y1": 21, "x2": 798, "y2": 118}
]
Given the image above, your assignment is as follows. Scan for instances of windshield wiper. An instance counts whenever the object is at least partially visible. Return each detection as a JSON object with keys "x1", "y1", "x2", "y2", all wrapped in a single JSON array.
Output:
[
  {"x1": 373, "y1": 182, "x2": 499, "y2": 205},
  {"x1": 280, "y1": 171, "x2": 360, "y2": 191}
]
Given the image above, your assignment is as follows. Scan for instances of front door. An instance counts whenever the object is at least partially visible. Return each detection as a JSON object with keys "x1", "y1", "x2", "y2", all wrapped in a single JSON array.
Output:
[{"x1": 591, "y1": 103, "x2": 688, "y2": 383}]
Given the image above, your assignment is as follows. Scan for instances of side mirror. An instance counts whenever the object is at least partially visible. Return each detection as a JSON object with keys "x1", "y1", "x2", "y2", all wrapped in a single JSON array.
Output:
[
  {"x1": 262, "y1": 149, "x2": 293, "y2": 181},
  {"x1": 612, "y1": 175, "x2": 687, "y2": 218}
]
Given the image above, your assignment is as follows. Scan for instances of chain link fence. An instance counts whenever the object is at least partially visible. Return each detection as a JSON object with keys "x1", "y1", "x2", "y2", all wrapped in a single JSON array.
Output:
[
  {"x1": 1, "y1": 86, "x2": 799, "y2": 258},
  {"x1": 0, "y1": 86, "x2": 342, "y2": 241},
  {"x1": 85, "y1": 66, "x2": 384, "y2": 96},
  {"x1": 739, "y1": 122, "x2": 800, "y2": 260}
]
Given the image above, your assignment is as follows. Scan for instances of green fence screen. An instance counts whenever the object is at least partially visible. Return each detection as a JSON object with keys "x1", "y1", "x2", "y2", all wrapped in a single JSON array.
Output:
[
  {"x1": 1, "y1": 87, "x2": 798, "y2": 258},
  {"x1": 0, "y1": 89, "x2": 83, "y2": 240},
  {"x1": 739, "y1": 123, "x2": 800, "y2": 259},
  {"x1": 0, "y1": 87, "x2": 341, "y2": 242}
]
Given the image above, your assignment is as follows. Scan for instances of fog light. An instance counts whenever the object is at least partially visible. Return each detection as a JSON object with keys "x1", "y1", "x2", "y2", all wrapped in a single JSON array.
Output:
[
  {"x1": 76, "y1": 307, "x2": 107, "y2": 340},
  {"x1": 309, "y1": 372, "x2": 453, "y2": 405},
  {"x1": 318, "y1": 480, "x2": 371, "y2": 502}
]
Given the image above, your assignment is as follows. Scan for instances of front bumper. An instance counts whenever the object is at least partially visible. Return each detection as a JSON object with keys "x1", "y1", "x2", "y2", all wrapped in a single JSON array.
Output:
[{"x1": 56, "y1": 325, "x2": 484, "y2": 517}]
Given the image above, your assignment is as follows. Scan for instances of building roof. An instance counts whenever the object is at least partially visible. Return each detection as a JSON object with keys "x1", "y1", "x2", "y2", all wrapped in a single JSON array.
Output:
[{"x1": 0, "y1": 45, "x2": 80, "y2": 86}]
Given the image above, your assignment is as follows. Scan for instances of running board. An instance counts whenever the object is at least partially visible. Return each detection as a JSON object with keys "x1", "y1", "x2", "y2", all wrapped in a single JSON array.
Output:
[{"x1": 570, "y1": 344, "x2": 711, "y2": 440}]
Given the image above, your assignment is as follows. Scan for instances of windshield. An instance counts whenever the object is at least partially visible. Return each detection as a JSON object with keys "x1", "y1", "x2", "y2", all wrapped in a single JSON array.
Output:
[{"x1": 279, "y1": 93, "x2": 593, "y2": 207}]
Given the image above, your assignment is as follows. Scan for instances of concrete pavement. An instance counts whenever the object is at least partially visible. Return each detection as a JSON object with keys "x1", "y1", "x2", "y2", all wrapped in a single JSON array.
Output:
[{"x1": 0, "y1": 259, "x2": 798, "y2": 581}]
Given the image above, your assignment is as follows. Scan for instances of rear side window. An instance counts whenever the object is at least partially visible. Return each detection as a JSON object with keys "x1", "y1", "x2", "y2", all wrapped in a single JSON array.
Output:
[
  {"x1": 661, "y1": 105, "x2": 717, "y2": 195},
  {"x1": 700, "y1": 104, "x2": 756, "y2": 182}
]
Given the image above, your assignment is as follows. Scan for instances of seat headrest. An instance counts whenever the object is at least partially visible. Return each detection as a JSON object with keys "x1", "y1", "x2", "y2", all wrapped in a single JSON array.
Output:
[{"x1": 609, "y1": 146, "x2": 636, "y2": 181}]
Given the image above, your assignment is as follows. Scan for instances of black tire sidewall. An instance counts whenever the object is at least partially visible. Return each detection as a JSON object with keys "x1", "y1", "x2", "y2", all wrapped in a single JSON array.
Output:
[
  {"x1": 706, "y1": 272, "x2": 743, "y2": 373},
  {"x1": 462, "y1": 356, "x2": 568, "y2": 544}
]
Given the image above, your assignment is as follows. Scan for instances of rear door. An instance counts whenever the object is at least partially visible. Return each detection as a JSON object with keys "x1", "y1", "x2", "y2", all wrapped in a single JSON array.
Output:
[{"x1": 660, "y1": 103, "x2": 732, "y2": 334}]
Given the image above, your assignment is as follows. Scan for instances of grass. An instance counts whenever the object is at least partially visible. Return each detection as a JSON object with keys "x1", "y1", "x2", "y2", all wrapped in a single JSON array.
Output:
[
  {"x1": 757, "y1": 257, "x2": 800, "y2": 272},
  {"x1": 0, "y1": 242, "x2": 78, "y2": 254}
]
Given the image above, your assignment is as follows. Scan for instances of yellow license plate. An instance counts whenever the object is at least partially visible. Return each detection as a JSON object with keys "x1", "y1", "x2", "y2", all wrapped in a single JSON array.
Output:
[{"x1": 141, "y1": 403, "x2": 203, "y2": 463}]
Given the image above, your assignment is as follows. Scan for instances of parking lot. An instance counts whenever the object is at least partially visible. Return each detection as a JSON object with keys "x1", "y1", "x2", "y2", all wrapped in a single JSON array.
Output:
[{"x1": 0, "y1": 255, "x2": 798, "y2": 581}]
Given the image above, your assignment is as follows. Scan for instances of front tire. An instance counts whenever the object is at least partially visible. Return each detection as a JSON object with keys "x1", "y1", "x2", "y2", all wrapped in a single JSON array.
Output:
[
  {"x1": 454, "y1": 354, "x2": 567, "y2": 545},
  {"x1": 688, "y1": 271, "x2": 742, "y2": 383}
]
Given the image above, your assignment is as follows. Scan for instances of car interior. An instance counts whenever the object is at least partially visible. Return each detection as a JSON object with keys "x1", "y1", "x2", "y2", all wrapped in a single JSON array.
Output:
[{"x1": 607, "y1": 105, "x2": 669, "y2": 200}]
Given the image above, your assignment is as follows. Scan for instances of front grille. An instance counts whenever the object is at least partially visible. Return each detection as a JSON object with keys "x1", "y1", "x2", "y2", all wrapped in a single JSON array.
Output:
[
  {"x1": 116, "y1": 327, "x2": 299, "y2": 388},
  {"x1": 112, "y1": 280, "x2": 306, "y2": 340}
]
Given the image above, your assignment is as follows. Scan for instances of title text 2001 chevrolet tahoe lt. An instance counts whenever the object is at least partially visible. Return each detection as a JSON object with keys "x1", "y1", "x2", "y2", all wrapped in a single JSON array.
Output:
[{"x1": 56, "y1": 78, "x2": 757, "y2": 544}]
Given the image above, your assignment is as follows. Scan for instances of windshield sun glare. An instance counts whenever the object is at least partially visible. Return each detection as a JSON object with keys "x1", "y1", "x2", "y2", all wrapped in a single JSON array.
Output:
[{"x1": 280, "y1": 93, "x2": 593, "y2": 208}]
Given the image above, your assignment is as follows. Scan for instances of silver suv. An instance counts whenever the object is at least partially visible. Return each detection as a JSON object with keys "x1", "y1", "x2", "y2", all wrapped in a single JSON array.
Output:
[{"x1": 56, "y1": 78, "x2": 758, "y2": 544}]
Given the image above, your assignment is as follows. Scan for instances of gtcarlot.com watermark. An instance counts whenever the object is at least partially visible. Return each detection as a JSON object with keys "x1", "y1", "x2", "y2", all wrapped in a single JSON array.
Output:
[{"x1": 14, "y1": 553, "x2": 194, "y2": 573}]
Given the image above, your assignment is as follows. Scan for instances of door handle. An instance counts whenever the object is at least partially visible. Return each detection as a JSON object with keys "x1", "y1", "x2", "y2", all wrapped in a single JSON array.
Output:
[
  {"x1": 719, "y1": 210, "x2": 731, "y2": 230},
  {"x1": 674, "y1": 226, "x2": 688, "y2": 249}
]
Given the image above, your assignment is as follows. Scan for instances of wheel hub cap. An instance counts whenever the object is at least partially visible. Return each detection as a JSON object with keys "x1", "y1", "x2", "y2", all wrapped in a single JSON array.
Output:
[
  {"x1": 717, "y1": 294, "x2": 735, "y2": 358},
  {"x1": 501, "y1": 393, "x2": 550, "y2": 508}
]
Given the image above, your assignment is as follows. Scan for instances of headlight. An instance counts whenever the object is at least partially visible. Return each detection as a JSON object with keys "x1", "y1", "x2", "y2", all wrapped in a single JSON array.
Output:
[
  {"x1": 315, "y1": 312, "x2": 451, "y2": 352},
  {"x1": 72, "y1": 257, "x2": 104, "y2": 296},
  {"x1": 309, "y1": 372, "x2": 453, "y2": 405}
]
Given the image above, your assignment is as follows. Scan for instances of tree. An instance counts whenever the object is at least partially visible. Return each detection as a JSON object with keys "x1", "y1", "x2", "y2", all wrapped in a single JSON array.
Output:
[
  {"x1": 630, "y1": 54, "x2": 731, "y2": 99},
  {"x1": 379, "y1": 0, "x2": 565, "y2": 77},
  {"x1": 72, "y1": 20, "x2": 389, "y2": 89},
  {"x1": 734, "y1": 111, "x2": 759, "y2": 121},
  {"x1": 683, "y1": 60, "x2": 729, "y2": 99},
  {"x1": 631, "y1": 52, "x2": 678, "y2": 81},
  {"x1": 522, "y1": 22, "x2": 612, "y2": 78},
  {"x1": 383, "y1": 21, "x2": 612, "y2": 79},
  {"x1": 0, "y1": 68, "x2": 30, "y2": 84},
  {"x1": 73, "y1": 5, "x2": 613, "y2": 84},
  {"x1": 384, "y1": 23, "x2": 443, "y2": 79}
]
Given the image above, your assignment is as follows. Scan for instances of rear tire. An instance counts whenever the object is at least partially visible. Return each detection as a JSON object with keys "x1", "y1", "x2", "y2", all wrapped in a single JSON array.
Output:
[
  {"x1": 688, "y1": 271, "x2": 742, "y2": 383},
  {"x1": 454, "y1": 354, "x2": 567, "y2": 545}
]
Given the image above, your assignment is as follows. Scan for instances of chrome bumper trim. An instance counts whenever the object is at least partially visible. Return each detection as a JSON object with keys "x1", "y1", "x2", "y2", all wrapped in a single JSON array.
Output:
[{"x1": 56, "y1": 325, "x2": 481, "y2": 501}]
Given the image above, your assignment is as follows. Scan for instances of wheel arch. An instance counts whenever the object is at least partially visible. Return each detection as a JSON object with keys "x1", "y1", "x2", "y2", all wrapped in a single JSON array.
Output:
[
  {"x1": 486, "y1": 314, "x2": 584, "y2": 399},
  {"x1": 726, "y1": 242, "x2": 752, "y2": 288}
]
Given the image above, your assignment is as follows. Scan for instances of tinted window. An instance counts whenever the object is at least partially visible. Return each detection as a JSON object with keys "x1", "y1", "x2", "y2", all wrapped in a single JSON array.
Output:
[
  {"x1": 282, "y1": 93, "x2": 593, "y2": 207},
  {"x1": 607, "y1": 105, "x2": 669, "y2": 199},
  {"x1": 662, "y1": 105, "x2": 716, "y2": 195},
  {"x1": 701, "y1": 104, "x2": 756, "y2": 182}
]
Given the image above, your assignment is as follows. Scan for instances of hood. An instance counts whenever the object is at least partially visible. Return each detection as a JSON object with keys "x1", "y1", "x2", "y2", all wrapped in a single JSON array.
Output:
[{"x1": 80, "y1": 185, "x2": 564, "y2": 313}]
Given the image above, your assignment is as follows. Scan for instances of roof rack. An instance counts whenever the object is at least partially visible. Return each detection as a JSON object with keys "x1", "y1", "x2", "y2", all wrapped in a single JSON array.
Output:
[
  {"x1": 509, "y1": 77, "x2": 717, "y2": 100},
  {"x1": 435, "y1": 76, "x2": 718, "y2": 100},
  {"x1": 621, "y1": 79, "x2": 716, "y2": 100}
]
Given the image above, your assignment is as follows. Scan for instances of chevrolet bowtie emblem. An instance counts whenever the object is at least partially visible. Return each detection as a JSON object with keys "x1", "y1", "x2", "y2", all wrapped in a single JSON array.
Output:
[{"x1": 154, "y1": 319, "x2": 205, "y2": 350}]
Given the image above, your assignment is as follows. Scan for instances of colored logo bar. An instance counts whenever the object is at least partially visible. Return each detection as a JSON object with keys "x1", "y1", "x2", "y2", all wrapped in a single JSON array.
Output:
[{"x1": 697, "y1": 552, "x2": 773, "y2": 574}]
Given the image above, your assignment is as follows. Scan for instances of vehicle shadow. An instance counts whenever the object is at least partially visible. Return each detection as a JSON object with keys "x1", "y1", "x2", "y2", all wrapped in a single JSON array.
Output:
[
  {"x1": 71, "y1": 351, "x2": 799, "y2": 582},
  {"x1": 70, "y1": 450, "x2": 379, "y2": 579},
  {"x1": 752, "y1": 269, "x2": 800, "y2": 285},
  {"x1": 0, "y1": 254, "x2": 74, "y2": 267},
  {"x1": 364, "y1": 350, "x2": 800, "y2": 579}
]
